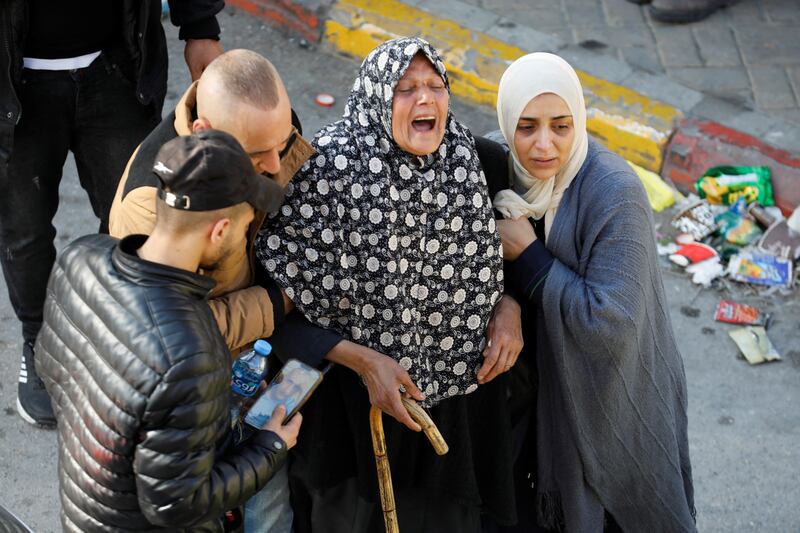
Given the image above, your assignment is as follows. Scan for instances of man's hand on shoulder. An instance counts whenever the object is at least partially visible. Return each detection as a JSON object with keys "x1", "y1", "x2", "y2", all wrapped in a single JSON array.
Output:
[{"x1": 184, "y1": 39, "x2": 224, "y2": 80}]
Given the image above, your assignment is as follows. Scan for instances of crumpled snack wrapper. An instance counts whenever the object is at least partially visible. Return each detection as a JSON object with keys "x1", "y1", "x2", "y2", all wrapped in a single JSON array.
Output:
[
  {"x1": 696, "y1": 166, "x2": 773, "y2": 206},
  {"x1": 672, "y1": 201, "x2": 717, "y2": 241}
]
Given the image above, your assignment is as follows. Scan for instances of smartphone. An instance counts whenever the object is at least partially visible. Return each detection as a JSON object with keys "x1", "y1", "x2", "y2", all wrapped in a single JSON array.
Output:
[{"x1": 244, "y1": 359, "x2": 323, "y2": 429}]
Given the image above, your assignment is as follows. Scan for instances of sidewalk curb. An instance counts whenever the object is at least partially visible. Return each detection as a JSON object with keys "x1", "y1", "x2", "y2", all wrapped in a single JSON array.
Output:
[
  {"x1": 663, "y1": 119, "x2": 800, "y2": 214},
  {"x1": 226, "y1": 0, "x2": 327, "y2": 43},
  {"x1": 231, "y1": 0, "x2": 800, "y2": 213}
]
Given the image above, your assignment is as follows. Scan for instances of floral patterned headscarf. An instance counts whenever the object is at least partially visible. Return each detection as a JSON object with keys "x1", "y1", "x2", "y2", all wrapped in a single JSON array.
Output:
[{"x1": 255, "y1": 37, "x2": 503, "y2": 406}]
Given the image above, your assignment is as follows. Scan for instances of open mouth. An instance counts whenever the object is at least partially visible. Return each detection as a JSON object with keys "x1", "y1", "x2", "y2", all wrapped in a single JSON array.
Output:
[{"x1": 411, "y1": 116, "x2": 436, "y2": 132}]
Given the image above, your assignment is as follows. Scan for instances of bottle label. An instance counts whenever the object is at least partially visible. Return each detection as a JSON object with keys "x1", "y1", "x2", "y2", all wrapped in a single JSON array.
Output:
[
  {"x1": 232, "y1": 377, "x2": 259, "y2": 396},
  {"x1": 232, "y1": 367, "x2": 263, "y2": 397}
]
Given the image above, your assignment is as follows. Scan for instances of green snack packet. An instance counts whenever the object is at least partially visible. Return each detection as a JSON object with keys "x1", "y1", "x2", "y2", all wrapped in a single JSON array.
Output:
[
  {"x1": 715, "y1": 211, "x2": 762, "y2": 246},
  {"x1": 695, "y1": 166, "x2": 773, "y2": 206}
]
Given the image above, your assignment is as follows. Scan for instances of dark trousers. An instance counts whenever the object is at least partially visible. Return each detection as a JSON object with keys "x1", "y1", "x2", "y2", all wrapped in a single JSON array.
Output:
[
  {"x1": 292, "y1": 476, "x2": 482, "y2": 533},
  {"x1": 0, "y1": 52, "x2": 159, "y2": 344}
]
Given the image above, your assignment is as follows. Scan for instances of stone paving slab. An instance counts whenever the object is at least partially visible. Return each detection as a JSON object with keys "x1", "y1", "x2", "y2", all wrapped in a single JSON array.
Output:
[{"x1": 461, "y1": 0, "x2": 800, "y2": 126}]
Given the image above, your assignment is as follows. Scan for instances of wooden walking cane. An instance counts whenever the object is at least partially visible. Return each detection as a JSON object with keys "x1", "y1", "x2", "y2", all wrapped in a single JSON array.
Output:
[{"x1": 369, "y1": 396, "x2": 449, "y2": 533}]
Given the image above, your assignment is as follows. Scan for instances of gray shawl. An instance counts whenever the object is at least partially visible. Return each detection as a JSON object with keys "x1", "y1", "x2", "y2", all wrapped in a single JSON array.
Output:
[{"x1": 535, "y1": 138, "x2": 696, "y2": 532}]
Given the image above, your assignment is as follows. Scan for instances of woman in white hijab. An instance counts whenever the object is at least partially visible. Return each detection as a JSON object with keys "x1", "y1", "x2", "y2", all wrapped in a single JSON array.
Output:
[{"x1": 491, "y1": 53, "x2": 697, "y2": 532}]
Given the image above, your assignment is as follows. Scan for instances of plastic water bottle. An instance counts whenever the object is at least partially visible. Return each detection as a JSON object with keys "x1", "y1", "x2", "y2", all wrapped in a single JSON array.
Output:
[
  {"x1": 231, "y1": 340, "x2": 272, "y2": 426},
  {"x1": 232, "y1": 340, "x2": 272, "y2": 396}
]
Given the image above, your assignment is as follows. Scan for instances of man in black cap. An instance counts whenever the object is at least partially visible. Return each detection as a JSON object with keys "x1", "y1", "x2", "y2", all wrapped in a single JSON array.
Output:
[{"x1": 34, "y1": 129, "x2": 301, "y2": 532}]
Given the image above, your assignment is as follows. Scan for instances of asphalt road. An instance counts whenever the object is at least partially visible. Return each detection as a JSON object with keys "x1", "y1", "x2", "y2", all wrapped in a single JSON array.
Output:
[{"x1": 0, "y1": 8, "x2": 798, "y2": 533}]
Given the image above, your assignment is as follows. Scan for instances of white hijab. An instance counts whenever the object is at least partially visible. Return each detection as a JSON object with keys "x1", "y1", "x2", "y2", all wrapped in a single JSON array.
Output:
[{"x1": 493, "y1": 53, "x2": 589, "y2": 240}]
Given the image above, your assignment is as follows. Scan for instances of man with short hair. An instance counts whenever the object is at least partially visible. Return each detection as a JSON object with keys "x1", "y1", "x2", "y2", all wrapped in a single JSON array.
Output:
[
  {"x1": 109, "y1": 48, "x2": 316, "y2": 353},
  {"x1": 36, "y1": 129, "x2": 302, "y2": 533}
]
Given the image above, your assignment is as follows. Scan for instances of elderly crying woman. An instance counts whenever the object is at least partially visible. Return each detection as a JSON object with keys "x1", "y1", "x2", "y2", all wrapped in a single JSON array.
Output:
[
  {"x1": 256, "y1": 38, "x2": 522, "y2": 532},
  {"x1": 491, "y1": 53, "x2": 697, "y2": 532}
]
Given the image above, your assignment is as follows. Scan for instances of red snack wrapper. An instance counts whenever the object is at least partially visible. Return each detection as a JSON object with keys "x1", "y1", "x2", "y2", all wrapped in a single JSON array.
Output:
[
  {"x1": 668, "y1": 242, "x2": 718, "y2": 267},
  {"x1": 714, "y1": 300, "x2": 769, "y2": 326}
]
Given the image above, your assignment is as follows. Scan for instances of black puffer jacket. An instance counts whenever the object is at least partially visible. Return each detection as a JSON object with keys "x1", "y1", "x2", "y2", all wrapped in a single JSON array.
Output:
[
  {"x1": 36, "y1": 234, "x2": 287, "y2": 532},
  {"x1": 0, "y1": 0, "x2": 223, "y2": 161}
]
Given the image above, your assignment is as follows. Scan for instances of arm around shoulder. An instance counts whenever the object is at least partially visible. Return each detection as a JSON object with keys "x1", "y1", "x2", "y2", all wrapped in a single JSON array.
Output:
[{"x1": 208, "y1": 284, "x2": 278, "y2": 353}]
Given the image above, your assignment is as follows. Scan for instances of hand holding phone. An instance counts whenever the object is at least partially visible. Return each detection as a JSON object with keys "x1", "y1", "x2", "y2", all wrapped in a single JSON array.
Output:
[
  {"x1": 244, "y1": 359, "x2": 322, "y2": 432},
  {"x1": 263, "y1": 405, "x2": 302, "y2": 449}
]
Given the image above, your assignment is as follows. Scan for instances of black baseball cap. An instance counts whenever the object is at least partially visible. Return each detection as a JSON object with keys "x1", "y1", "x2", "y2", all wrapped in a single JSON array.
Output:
[{"x1": 152, "y1": 129, "x2": 285, "y2": 213}]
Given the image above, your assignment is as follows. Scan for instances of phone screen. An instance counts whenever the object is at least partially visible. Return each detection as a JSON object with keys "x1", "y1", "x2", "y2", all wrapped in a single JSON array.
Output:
[{"x1": 244, "y1": 359, "x2": 322, "y2": 429}]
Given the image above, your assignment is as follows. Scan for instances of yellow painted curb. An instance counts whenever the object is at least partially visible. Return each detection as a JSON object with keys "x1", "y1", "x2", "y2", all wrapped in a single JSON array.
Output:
[{"x1": 324, "y1": 0, "x2": 682, "y2": 172}]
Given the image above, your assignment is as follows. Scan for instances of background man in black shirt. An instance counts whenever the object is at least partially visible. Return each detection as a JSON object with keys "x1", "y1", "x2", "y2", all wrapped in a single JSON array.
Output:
[{"x1": 0, "y1": 0, "x2": 224, "y2": 427}]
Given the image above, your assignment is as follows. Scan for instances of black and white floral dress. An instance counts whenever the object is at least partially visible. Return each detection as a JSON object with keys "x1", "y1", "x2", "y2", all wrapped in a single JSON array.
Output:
[{"x1": 255, "y1": 37, "x2": 503, "y2": 407}]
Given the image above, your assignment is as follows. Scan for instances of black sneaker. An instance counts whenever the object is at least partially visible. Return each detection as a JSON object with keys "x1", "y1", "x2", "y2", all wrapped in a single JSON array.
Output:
[{"x1": 17, "y1": 341, "x2": 56, "y2": 428}]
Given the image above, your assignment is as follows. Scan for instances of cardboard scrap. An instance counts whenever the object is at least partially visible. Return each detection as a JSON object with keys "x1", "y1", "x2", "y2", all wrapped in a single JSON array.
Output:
[{"x1": 728, "y1": 326, "x2": 781, "y2": 365}]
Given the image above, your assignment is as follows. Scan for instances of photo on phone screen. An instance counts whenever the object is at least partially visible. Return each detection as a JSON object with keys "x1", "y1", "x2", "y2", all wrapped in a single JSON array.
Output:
[{"x1": 244, "y1": 359, "x2": 322, "y2": 429}]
